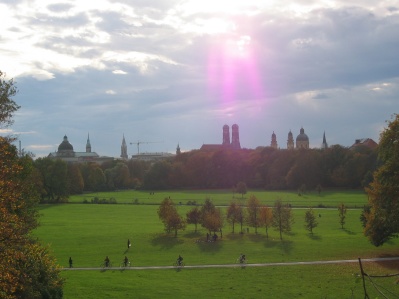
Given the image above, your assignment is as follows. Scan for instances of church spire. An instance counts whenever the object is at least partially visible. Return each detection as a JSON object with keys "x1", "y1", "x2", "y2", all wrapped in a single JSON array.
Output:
[
  {"x1": 86, "y1": 133, "x2": 91, "y2": 153},
  {"x1": 322, "y1": 131, "x2": 328, "y2": 149},
  {"x1": 121, "y1": 134, "x2": 128, "y2": 159}
]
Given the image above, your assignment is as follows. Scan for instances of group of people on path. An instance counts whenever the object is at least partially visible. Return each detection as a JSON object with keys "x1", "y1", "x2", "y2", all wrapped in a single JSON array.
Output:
[
  {"x1": 68, "y1": 237, "x2": 245, "y2": 268},
  {"x1": 68, "y1": 238, "x2": 132, "y2": 268}
]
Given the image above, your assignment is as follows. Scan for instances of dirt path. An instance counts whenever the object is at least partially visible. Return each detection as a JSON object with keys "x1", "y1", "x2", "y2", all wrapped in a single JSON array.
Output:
[{"x1": 63, "y1": 256, "x2": 399, "y2": 271}]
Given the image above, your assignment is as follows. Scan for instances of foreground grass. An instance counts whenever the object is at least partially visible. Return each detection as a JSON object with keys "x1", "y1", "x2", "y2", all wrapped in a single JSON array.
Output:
[
  {"x1": 34, "y1": 202, "x2": 399, "y2": 298},
  {"x1": 61, "y1": 263, "x2": 398, "y2": 299}
]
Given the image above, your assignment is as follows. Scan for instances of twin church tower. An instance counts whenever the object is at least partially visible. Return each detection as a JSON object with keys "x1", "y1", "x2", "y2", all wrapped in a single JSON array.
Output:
[{"x1": 201, "y1": 124, "x2": 326, "y2": 151}]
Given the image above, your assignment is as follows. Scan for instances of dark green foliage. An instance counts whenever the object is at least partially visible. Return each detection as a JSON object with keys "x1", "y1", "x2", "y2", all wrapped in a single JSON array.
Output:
[{"x1": 364, "y1": 114, "x2": 399, "y2": 246}]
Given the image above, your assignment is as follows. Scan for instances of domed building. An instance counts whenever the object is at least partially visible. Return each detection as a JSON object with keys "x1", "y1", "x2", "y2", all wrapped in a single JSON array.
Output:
[
  {"x1": 57, "y1": 135, "x2": 74, "y2": 157},
  {"x1": 296, "y1": 127, "x2": 309, "y2": 149},
  {"x1": 48, "y1": 134, "x2": 113, "y2": 164}
]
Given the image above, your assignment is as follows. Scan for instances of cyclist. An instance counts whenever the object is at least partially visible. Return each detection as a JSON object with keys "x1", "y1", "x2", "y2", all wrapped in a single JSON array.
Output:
[
  {"x1": 123, "y1": 256, "x2": 129, "y2": 267},
  {"x1": 104, "y1": 256, "x2": 110, "y2": 267},
  {"x1": 239, "y1": 254, "x2": 246, "y2": 264},
  {"x1": 177, "y1": 255, "x2": 183, "y2": 266}
]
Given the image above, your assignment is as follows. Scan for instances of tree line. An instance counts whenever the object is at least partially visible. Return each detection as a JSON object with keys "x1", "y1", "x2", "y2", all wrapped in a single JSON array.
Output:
[
  {"x1": 158, "y1": 196, "x2": 349, "y2": 240},
  {"x1": 33, "y1": 143, "x2": 378, "y2": 202}
]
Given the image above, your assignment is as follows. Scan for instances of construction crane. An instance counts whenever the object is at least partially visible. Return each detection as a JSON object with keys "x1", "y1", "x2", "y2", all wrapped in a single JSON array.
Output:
[{"x1": 130, "y1": 141, "x2": 162, "y2": 155}]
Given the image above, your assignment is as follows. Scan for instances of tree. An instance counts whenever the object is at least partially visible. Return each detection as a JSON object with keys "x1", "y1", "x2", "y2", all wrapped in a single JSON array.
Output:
[
  {"x1": 202, "y1": 209, "x2": 223, "y2": 234},
  {"x1": 338, "y1": 203, "x2": 347, "y2": 229},
  {"x1": 186, "y1": 207, "x2": 201, "y2": 232},
  {"x1": 236, "y1": 181, "x2": 247, "y2": 199},
  {"x1": 272, "y1": 199, "x2": 294, "y2": 240},
  {"x1": 34, "y1": 158, "x2": 69, "y2": 202},
  {"x1": 157, "y1": 198, "x2": 186, "y2": 236},
  {"x1": 87, "y1": 165, "x2": 106, "y2": 191},
  {"x1": 200, "y1": 198, "x2": 223, "y2": 233},
  {"x1": 259, "y1": 206, "x2": 273, "y2": 238},
  {"x1": 0, "y1": 121, "x2": 63, "y2": 296},
  {"x1": 226, "y1": 201, "x2": 243, "y2": 234},
  {"x1": 0, "y1": 72, "x2": 63, "y2": 297},
  {"x1": 246, "y1": 195, "x2": 261, "y2": 234},
  {"x1": 304, "y1": 207, "x2": 318, "y2": 234},
  {"x1": 67, "y1": 163, "x2": 84, "y2": 194},
  {"x1": 363, "y1": 114, "x2": 399, "y2": 246},
  {"x1": 0, "y1": 71, "x2": 19, "y2": 128}
]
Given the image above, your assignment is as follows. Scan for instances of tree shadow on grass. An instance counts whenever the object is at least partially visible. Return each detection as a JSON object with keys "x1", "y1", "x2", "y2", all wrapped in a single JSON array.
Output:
[
  {"x1": 343, "y1": 228, "x2": 357, "y2": 235},
  {"x1": 247, "y1": 233, "x2": 267, "y2": 243},
  {"x1": 195, "y1": 239, "x2": 223, "y2": 253},
  {"x1": 183, "y1": 231, "x2": 202, "y2": 239},
  {"x1": 151, "y1": 234, "x2": 184, "y2": 249},
  {"x1": 262, "y1": 238, "x2": 294, "y2": 255},
  {"x1": 262, "y1": 239, "x2": 294, "y2": 255},
  {"x1": 277, "y1": 240, "x2": 294, "y2": 255},
  {"x1": 307, "y1": 233, "x2": 322, "y2": 241}
]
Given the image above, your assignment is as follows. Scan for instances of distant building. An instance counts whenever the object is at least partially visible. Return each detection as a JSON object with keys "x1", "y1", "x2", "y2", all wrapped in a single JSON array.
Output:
[
  {"x1": 271, "y1": 131, "x2": 278, "y2": 149},
  {"x1": 176, "y1": 143, "x2": 181, "y2": 155},
  {"x1": 296, "y1": 127, "x2": 309, "y2": 149},
  {"x1": 321, "y1": 131, "x2": 328, "y2": 149},
  {"x1": 48, "y1": 135, "x2": 114, "y2": 164},
  {"x1": 131, "y1": 152, "x2": 175, "y2": 161},
  {"x1": 287, "y1": 130, "x2": 294, "y2": 150},
  {"x1": 350, "y1": 138, "x2": 378, "y2": 150},
  {"x1": 120, "y1": 134, "x2": 128, "y2": 159},
  {"x1": 200, "y1": 124, "x2": 242, "y2": 151}
]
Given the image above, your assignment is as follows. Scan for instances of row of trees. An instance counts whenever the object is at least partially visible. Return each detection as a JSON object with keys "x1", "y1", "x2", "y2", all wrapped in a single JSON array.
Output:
[
  {"x1": 32, "y1": 144, "x2": 377, "y2": 202},
  {"x1": 0, "y1": 71, "x2": 63, "y2": 298},
  {"x1": 158, "y1": 196, "x2": 295, "y2": 240},
  {"x1": 158, "y1": 196, "x2": 351, "y2": 240}
]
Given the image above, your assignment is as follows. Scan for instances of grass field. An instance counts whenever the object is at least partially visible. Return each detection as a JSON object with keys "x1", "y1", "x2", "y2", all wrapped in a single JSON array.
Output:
[
  {"x1": 34, "y1": 190, "x2": 399, "y2": 298},
  {"x1": 69, "y1": 189, "x2": 369, "y2": 208}
]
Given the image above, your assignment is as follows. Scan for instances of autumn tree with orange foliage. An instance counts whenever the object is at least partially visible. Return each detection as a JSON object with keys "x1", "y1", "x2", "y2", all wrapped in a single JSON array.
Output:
[{"x1": 0, "y1": 71, "x2": 63, "y2": 299}]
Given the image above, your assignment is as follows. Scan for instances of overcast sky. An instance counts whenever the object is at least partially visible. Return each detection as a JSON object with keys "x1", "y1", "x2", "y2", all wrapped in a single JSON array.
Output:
[{"x1": 1, "y1": 0, "x2": 398, "y2": 158}]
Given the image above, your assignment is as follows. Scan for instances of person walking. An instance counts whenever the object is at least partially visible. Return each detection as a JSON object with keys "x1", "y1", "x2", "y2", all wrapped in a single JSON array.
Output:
[
  {"x1": 69, "y1": 257, "x2": 73, "y2": 268},
  {"x1": 127, "y1": 239, "x2": 131, "y2": 249}
]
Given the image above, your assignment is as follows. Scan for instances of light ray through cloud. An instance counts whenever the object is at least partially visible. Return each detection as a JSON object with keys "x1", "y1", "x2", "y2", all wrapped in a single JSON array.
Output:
[{"x1": 0, "y1": 0, "x2": 398, "y2": 157}]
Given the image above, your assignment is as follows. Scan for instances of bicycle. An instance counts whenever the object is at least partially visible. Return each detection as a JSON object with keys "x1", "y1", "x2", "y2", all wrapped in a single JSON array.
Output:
[
  {"x1": 235, "y1": 257, "x2": 247, "y2": 264},
  {"x1": 173, "y1": 260, "x2": 185, "y2": 267},
  {"x1": 120, "y1": 261, "x2": 131, "y2": 268},
  {"x1": 100, "y1": 262, "x2": 112, "y2": 268}
]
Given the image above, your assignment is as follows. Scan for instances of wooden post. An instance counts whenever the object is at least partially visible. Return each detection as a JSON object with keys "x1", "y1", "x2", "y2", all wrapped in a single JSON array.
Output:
[{"x1": 358, "y1": 258, "x2": 370, "y2": 299}]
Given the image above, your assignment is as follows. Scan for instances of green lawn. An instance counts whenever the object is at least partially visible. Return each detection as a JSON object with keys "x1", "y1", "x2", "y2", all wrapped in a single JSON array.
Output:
[
  {"x1": 69, "y1": 189, "x2": 368, "y2": 208},
  {"x1": 34, "y1": 198, "x2": 399, "y2": 298}
]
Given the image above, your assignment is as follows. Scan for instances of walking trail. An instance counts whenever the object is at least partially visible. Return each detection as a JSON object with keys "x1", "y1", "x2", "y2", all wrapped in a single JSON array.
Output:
[{"x1": 63, "y1": 256, "x2": 399, "y2": 271}]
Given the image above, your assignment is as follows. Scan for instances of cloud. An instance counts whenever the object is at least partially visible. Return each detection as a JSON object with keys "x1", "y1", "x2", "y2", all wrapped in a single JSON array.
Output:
[{"x1": 1, "y1": 0, "x2": 398, "y2": 158}]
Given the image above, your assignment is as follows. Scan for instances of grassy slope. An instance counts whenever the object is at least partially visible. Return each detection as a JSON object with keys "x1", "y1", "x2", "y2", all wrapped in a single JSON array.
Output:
[{"x1": 34, "y1": 191, "x2": 399, "y2": 298}]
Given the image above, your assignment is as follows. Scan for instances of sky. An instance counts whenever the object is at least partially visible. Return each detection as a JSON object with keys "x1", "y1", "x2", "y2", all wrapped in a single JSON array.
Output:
[{"x1": 1, "y1": 0, "x2": 399, "y2": 158}]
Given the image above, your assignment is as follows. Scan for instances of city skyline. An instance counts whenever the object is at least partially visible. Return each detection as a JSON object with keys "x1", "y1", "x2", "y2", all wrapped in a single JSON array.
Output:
[{"x1": 0, "y1": 1, "x2": 398, "y2": 157}]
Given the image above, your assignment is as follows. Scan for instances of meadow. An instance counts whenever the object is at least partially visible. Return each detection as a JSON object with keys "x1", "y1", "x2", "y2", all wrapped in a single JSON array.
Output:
[
  {"x1": 69, "y1": 188, "x2": 368, "y2": 207},
  {"x1": 34, "y1": 190, "x2": 399, "y2": 298}
]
